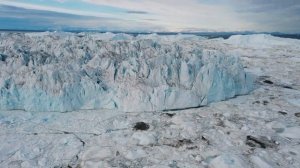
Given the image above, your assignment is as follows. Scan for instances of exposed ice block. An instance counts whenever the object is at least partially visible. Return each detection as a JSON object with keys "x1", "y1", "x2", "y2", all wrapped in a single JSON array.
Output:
[{"x1": 0, "y1": 33, "x2": 254, "y2": 112}]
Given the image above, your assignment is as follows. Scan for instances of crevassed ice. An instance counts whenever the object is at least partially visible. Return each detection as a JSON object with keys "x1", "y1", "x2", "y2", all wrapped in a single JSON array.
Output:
[{"x1": 0, "y1": 33, "x2": 254, "y2": 112}]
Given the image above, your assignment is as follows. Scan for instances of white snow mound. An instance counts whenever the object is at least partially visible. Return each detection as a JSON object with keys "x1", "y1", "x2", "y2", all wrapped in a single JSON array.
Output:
[
  {"x1": 226, "y1": 34, "x2": 300, "y2": 48},
  {"x1": 0, "y1": 33, "x2": 254, "y2": 112}
]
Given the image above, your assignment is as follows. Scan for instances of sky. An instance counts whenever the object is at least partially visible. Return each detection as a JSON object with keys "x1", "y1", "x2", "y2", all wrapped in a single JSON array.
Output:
[{"x1": 0, "y1": 0, "x2": 299, "y2": 33}]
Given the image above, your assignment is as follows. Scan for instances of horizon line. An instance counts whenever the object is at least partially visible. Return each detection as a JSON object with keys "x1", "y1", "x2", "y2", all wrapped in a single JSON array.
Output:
[{"x1": 1, "y1": 28, "x2": 300, "y2": 35}]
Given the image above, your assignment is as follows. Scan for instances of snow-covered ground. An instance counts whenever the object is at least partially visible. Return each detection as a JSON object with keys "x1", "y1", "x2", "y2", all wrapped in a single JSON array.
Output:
[{"x1": 0, "y1": 33, "x2": 300, "y2": 168}]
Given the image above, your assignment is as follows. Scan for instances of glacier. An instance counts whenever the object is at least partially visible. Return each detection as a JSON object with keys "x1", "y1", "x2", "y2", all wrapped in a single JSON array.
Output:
[
  {"x1": 1, "y1": 33, "x2": 300, "y2": 168},
  {"x1": 225, "y1": 34, "x2": 300, "y2": 49},
  {"x1": 0, "y1": 32, "x2": 254, "y2": 112}
]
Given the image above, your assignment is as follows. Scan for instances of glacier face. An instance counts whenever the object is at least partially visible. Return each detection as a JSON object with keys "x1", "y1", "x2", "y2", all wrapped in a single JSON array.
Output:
[{"x1": 0, "y1": 32, "x2": 254, "y2": 112}]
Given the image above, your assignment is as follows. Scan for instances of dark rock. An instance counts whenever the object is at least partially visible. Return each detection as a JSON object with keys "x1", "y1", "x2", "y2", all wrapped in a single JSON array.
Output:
[
  {"x1": 201, "y1": 136, "x2": 210, "y2": 145},
  {"x1": 133, "y1": 122, "x2": 150, "y2": 131},
  {"x1": 246, "y1": 135, "x2": 278, "y2": 148},
  {"x1": 0, "y1": 54, "x2": 7, "y2": 62},
  {"x1": 186, "y1": 146, "x2": 198, "y2": 150},
  {"x1": 164, "y1": 113, "x2": 176, "y2": 117},
  {"x1": 264, "y1": 80, "x2": 274, "y2": 84},
  {"x1": 253, "y1": 101, "x2": 260, "y2": 104},
  {"x1": 173, "y1": 139, "x2": 193, "y2": 148},
  {"x1": 178, "y1": 139, "x2": 192, "y2": 144},
  {"x1": 278, "y1": 111, "x2": 288, "y2": 115},
  {"x1": 263, "y1": 100, "x2": 269, "y2": 105},
  {"x1": 246, "y1": 140, "x2": 257, "y2": 148},
  {"x1": 295, "y1": 113, "x2": 300, "y2": 118},
  {"x1": 282, "y1": 85, "x2": 293, "y2": 89}
]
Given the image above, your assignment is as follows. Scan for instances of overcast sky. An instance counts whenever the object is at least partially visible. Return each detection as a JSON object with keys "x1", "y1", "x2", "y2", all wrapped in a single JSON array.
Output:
[{"x1": 0, "y1": 0, "x2": 299, "y2": 33}]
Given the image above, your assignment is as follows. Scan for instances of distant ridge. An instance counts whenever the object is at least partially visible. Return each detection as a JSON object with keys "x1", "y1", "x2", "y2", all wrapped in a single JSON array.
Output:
[{"x1": 1, "y1": 29, "x2": 300, "y2": 40}]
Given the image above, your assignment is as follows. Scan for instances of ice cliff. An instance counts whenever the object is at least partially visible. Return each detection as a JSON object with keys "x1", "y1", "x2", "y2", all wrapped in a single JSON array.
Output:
[{"x1": 0, "y1": 32, "x2": 254, "y2": 112}]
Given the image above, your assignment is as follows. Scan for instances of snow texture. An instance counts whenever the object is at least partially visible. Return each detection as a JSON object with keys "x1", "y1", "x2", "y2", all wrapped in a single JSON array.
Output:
[
  {"x1": 225, "y1": 34, "x2": 300, "y2": 49},
  {"x1": 0, "y1": 32, "x2": 253, "y2": 112},
  {"x1": 1, "y1": 33, "x2": 300, "y2": 168}
]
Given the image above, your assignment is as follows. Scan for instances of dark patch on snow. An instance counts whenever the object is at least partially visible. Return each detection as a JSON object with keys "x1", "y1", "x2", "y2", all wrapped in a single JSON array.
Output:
[
  {"x1": 169, "y1": 160, "x2": 179, "y2": 168},
  {"x1": 295, "y1": 113, "x2": 300, "y2": 118},
  {"x1": 253, "y1": 100, "x2": 260, "y2": 104},
  {"x1": 263, "y1": 80, "x2": 274, "y2": 84},
  {"x1": 53, "y1": 165, "x2": 73, "y2": 168},
  {"x1": 163, "y1": 113, "x2": 176, "y2": 117},
  {"x1": 63, "y1": 131, "x2": 71, "y2": 134},
  {"x1": 133, "y1": 122, "x2": 150, "y2": 131},
  {"x1": 78, "y1": 138, "x2": 86, "y2": 147},
  {"x1": 167, "y1": 139, "x2": 193, "y2": 148},
  {"x1": 162, "y1": 105, "x2": 206, "y2": 112},
  {"x1": 259, "y1": 75, "x2": 271, "y2": 79},
  {"x1": 278, "y1": 111, "x2": 288, "y2": 115},
  {"x1": 186, "y1": 146, "x2": 198, "y2": 150},
  {"x1": 213, "y1": 113, "x2": 223, "y2": 118},
  {"x1": 282, "y1": 85, "x2": 294, "y2": 89},
  {"x1": 263, "y1": 100, "x2": 269, "y2": 105},
  {"x1": 289, "y1": 151, "x2": 297, "y2": 155},
  {"x1": 106, "y1": 129, "x2": 113, "y2": 133},
  {"x1": 178, "y1": 139, "x2": 192, "y2": 144},
  {"x1": 273, "y1": 128, "x2": 284, "y2": 133},
  {"x1": 0, "y1": 54, "x2": 7, "y2": 62},
  {"x1": 4, "y1": 80, "x2": 11, "y2": 89},
  {"x1": 274, "y1": 84, "x2": 296, "y2": 90},
  {"x1": 213, "y1": 113, "x2": 225, "y2": 127},
  {"x1": 246, "y1": 135, "x2": 278, "y2": 149},
  {"x1": 215, "y1": 118, "x2": 225, "y2": 127},
  {"x1": 102, "y1": 85, "x2": 108, "y2": 91},
  {"x1": 201, "y1": 136, "x2": 210, "y2": 145}
]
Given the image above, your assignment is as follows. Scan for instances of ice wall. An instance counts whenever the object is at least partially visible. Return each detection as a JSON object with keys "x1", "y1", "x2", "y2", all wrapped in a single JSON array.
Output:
[{"x1": 0, "y1": 33, "x2": 253, "y2": 112}]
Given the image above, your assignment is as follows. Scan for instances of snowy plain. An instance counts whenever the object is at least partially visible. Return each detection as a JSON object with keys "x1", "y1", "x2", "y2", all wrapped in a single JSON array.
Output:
[{"x1": 0, "y1": 33, "x2": 300, "y2": 168}]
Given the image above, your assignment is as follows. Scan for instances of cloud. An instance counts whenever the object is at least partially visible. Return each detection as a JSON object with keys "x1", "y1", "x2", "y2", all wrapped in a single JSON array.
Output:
[
  {"x1": 0, "y1": 0, "x2": 299, "y2": 33},
  {"x1": 224, "y1": 0, "x2": 300, "y2": 33},
  {"x1": 126, "y1": 11, "x2": 149, "y2": 14},
  {"x1": 81, "y1": 0, "x2": 300, "y2": 32},
  {"x1": 55, "y1": 0, "x2": 67, "y2": 3},
  {"x1": 0, "y1": 1, "x2": 118, "y2": 18},
  {"x1": 82, "y1": 0, "x2": 247, "y2": 31},
  {"x1": 0, "y1": 5, "x2": 164, "y2": 32}
]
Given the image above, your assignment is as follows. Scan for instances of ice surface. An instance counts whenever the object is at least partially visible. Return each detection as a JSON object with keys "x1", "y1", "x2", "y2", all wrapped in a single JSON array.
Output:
[
  {"x1": 209, "y1": 154, "x2": 248, "y2": 168},
  {"x1": 226, "y1": 34, "x2": 300, "y2": 49},
  {"x1": 0, "y1": 32, "x2": 253, "y2": 112},
  {"x1": 0, "y1": 34, "x2": 300, "y2": 167}
]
